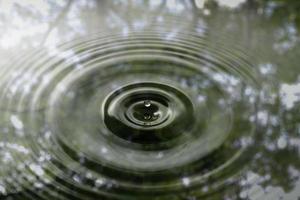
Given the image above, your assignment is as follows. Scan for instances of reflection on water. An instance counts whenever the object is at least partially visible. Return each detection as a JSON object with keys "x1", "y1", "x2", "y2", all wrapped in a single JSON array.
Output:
[{"x1": 0, "y1": 0, "x2": 300, "y2": 199}]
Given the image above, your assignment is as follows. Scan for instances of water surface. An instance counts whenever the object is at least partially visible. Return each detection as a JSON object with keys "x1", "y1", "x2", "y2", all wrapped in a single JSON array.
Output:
[{"x1": 0, "y1": 1, "x2": 300, "y2": 199}]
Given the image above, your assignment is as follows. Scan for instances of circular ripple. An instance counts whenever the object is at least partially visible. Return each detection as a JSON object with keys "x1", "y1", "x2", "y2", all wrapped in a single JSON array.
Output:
[
  {"x1": 103, "y1": 82, "x2": 194, "y2": 149},
  {"x1": 0, "y1": 27, "x2": 260, "y2": 199}
]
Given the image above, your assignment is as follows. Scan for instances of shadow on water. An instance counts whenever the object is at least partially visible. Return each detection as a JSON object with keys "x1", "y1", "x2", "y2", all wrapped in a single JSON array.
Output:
[{"x1": 0, "y1": 0, "x2": 300, "y2": 200}]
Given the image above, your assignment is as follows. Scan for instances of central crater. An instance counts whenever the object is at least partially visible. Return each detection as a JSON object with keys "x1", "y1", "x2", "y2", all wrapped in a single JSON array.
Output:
[
  {"x1": 126, "y1": 95, "x2": 170, "y2": 127},
  {"x1": 130, "y1": 101, "x2": 162, "y2": 124},
  {"x1": 133, "y1": 100, "x2": 160, "y2": 122},
  {"x1": 102, "y1": 82, "x2": 194, "y2": 147}
]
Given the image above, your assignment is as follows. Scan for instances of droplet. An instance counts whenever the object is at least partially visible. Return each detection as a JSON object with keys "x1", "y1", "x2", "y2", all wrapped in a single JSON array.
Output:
[{"x1": 144, "y1": 100, "x2": 151, "y2": 107}]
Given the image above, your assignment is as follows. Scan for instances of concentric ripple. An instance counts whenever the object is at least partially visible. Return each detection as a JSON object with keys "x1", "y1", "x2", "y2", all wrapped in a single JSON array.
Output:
[{"x1": 0, "y1": 27, "x2": 261, "y2": 199}]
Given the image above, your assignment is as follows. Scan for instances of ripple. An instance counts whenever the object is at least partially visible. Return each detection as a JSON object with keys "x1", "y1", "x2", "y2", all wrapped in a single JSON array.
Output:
[{"x1": 0, "y1": 27, "x2": 261, "y2": 199}]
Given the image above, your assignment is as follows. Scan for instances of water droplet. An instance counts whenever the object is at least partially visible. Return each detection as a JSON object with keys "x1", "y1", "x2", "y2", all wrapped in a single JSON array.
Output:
[{"x1": 144, "y1": 100, "x2": 151, "y2": 107}]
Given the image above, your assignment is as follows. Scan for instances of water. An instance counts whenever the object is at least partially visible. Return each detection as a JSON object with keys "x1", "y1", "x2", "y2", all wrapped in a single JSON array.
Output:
[{"x1": 0, "y1": 0, "x2": 300, "y2": 199}]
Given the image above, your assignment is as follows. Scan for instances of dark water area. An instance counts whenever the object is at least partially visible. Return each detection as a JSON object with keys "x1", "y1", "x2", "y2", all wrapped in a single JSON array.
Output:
[{"x1": 0, "y1": 0, "x2": 300, "y2": 199}]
